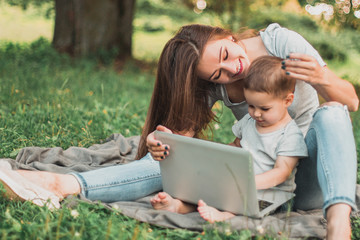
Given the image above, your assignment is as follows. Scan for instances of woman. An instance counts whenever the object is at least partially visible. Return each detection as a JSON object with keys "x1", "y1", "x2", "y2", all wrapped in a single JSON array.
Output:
[
  {"x1": 1, "y1": 23, "x2": 358, "y2": 239},
  {"x1": 142, "y1": 24, "x2": 358, "y2": 239}
]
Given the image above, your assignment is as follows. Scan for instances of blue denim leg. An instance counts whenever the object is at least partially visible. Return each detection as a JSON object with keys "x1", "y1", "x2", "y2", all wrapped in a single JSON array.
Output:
[
  {"x1": 70, "y1": 153, "x2": 162, "y2": 202},
  {"x1": 294, "y1": 105, "x2": 357, "y2": 216}
]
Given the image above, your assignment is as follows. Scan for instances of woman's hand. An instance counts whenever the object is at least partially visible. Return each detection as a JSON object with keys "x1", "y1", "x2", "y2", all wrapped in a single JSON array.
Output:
[
  {"x1": 282, "y1": 53, "x2": 326, "y2": 86},
  {"x1": 146, "y1": 125, "x2": 172, "y2": 161},
  {"x1": 282, "y1": 53, "x2": 359, "y2": 111}
]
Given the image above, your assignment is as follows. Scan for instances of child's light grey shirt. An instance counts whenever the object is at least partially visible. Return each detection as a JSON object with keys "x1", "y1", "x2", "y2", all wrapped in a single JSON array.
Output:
[{"x1": 232, "y1": 114, "x2": 308, "y2": 192}]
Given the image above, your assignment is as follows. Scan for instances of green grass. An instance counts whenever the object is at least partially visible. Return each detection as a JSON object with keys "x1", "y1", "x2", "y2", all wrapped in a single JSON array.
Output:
[
  {"x1": 327, "y1": 52, "x2": 360, "y2": 85},
  {"x1": 133, "y1": 30, "x2": 173, "y2": 62},
  {"x1": 0, "y1": 39, "x2": 152, "y2": 155}
]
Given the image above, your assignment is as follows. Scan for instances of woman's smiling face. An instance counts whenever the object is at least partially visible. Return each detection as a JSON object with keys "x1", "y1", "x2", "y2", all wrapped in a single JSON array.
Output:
[{"x1": 196, "y1": 36, "x2": 251, "y2": 84}]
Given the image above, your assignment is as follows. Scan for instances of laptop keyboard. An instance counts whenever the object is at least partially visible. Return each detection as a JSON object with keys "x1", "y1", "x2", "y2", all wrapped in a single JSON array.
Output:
[{"x1": 258, "y1": 200, "x2": 273, "y2": 211}]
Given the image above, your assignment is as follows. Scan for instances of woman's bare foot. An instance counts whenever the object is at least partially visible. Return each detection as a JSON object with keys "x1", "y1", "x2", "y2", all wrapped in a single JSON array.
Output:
[
  {"x1": 150, "y1": 192, "x2": 196, "y2": 214},
  {"x1": 0, "y1": 163, "x2": 61, "y2": 209},
  {"x1": 16, "y1": 170, "x2": 80, "y2": 199},
  {"x1": 326, "y1": 203, "x2": 351, "y2": 240},
  {"x1": 197, "y1": 199, "x2": 235, "y2": 223}
]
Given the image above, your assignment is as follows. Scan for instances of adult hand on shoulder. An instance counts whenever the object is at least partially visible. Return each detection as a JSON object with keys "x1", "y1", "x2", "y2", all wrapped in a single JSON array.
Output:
[
  {"x1": 282, "y1": 53, "x2": 326, "y2": 86},
  {"x1": 146, "y1": 125, "x2": 172, "y2": 161}
]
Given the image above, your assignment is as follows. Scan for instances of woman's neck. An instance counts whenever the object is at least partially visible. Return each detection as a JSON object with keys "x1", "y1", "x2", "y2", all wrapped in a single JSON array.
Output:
[{"x1": 241, "y1": 36, "x2": 268, "y2": 62}]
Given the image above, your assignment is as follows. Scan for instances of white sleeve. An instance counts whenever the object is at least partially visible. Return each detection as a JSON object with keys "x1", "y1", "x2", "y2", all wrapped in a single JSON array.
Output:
[
  {"x1": 231, "y1": 114, "x2": 251, "y2": 139},
  {"x1": 260, "y1": 23, "x2": 326, "y2": 67}
]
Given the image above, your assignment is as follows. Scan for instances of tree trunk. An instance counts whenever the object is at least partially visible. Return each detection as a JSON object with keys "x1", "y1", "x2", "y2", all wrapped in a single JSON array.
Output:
[{"x1": 53, "y1": 0, "x2": 135, "y2": 59}]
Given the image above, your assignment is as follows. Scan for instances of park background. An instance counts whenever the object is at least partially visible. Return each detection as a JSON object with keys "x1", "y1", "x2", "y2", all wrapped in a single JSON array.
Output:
[{"x1": 0, "y1": 0, "x2": 360, "y2": 239}]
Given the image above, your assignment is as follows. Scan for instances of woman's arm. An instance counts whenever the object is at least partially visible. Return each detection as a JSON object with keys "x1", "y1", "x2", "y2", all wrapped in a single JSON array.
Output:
[
  {"x1": 283, "y1": 53, "x2": 359, "y2": 111},
  {"x1": 255, "y1": 156, "x2": 299, "y2": 190}
]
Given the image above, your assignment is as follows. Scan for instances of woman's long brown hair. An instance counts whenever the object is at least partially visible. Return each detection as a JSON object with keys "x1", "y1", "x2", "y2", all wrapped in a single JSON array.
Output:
[{"x1": 136, "y1": 24, "x2": 257, "y2": 159}]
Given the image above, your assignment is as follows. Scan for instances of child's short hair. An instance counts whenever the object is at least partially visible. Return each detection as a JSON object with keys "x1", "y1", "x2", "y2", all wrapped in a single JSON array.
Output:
[{"x1": 244, "y1": 56, "x2": 295, "y2": 98}]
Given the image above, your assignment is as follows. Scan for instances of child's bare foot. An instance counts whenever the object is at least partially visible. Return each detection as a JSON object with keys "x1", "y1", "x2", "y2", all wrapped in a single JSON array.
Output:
[
  {"x1": 197, "y1": 199, "x2": 235, "y2": 223},
  {"x1": 150, "y1": 192, "x2": 196, "y2": 214},
  {"x1": 150, "y1": 192, "x2": 179, "y2": 212}
]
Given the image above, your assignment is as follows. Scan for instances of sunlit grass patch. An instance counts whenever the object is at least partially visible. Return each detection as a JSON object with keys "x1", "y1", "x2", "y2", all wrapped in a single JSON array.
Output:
[
  {"x1": 0, "y1": 3, "x2": 53, "y2": 43},
  {"x1": 133, "y1": 30, "x2": 173, "y2": 62}
]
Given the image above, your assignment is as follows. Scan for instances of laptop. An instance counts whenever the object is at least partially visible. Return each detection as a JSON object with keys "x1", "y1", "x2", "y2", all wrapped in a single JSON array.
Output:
[{"x1": 154, "y1": 130, "x2": 295, "y2": 218}]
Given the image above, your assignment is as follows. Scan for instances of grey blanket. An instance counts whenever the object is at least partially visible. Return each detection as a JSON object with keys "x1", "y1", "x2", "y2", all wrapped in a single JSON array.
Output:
[{"x1": 1, "y1": 133, "x2": 359, "y2": 239}]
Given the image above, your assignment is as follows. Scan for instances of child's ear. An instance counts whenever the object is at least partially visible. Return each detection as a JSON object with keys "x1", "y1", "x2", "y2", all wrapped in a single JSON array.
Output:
[{"x1": 284, "y1": 92, "x2": 294, "y2": 107}]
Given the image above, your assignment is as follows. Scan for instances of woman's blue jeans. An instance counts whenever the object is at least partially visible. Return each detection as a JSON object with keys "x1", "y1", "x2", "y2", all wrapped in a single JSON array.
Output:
[
  {"x1": 70, "y1": 153, "x2": 162, "y2": 202},
  {"x1": 71, "y1": 105, "x2": 357, "y2": 216},
  {"x1": 294, "y1": 105, "x2": 357, "y2": 215}
]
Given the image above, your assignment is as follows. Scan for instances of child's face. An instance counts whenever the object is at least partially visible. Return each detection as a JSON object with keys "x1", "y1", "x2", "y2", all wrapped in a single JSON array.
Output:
[{"x1": 244, "y1": 89, "x2": 292, "y2": 129}]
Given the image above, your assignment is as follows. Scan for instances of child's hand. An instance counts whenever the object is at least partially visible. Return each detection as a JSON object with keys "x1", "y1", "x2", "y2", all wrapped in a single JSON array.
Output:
[
  {"x1": 229, "y1": 138, "x2": 241, "y2": 147},
  {"x1": 146, "y1": 125, "x2": 172, "y2": 161}
]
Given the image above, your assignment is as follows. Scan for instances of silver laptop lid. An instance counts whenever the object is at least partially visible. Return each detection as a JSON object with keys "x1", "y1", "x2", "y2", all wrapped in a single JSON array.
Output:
[{"x1": 154, "y1": 131, "x2": 261, "y2": 216}]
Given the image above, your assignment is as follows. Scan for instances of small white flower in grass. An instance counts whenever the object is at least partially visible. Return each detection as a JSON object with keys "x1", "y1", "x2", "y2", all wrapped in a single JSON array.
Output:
[
  {"x1": 224, "y1": 227, "x2": 232, "y2": 236},
  {"x1": 125, "y1": 129, "x2": 130, "y2": 135},
  {"x1": 112, "y1": 204, "x2": 120, "y2": 210},
  {"x1": 71, "y1": 209, "x2": 79, "y2": 218},
  {"x1": 74, "y1": 232, "x2": 81, "y2": 237},
  {"x1": 256, "y1": 225, "x2": 264, "y2": 234},
  {"x1": 214, "y1": 123, "x2": 220, "y2": 130}
]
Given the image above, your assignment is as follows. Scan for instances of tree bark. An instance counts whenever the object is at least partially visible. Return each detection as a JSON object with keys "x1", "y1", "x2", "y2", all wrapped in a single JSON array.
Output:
[{"x1": 53, "y1": 0, "x2": 135, "y2": 59}]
